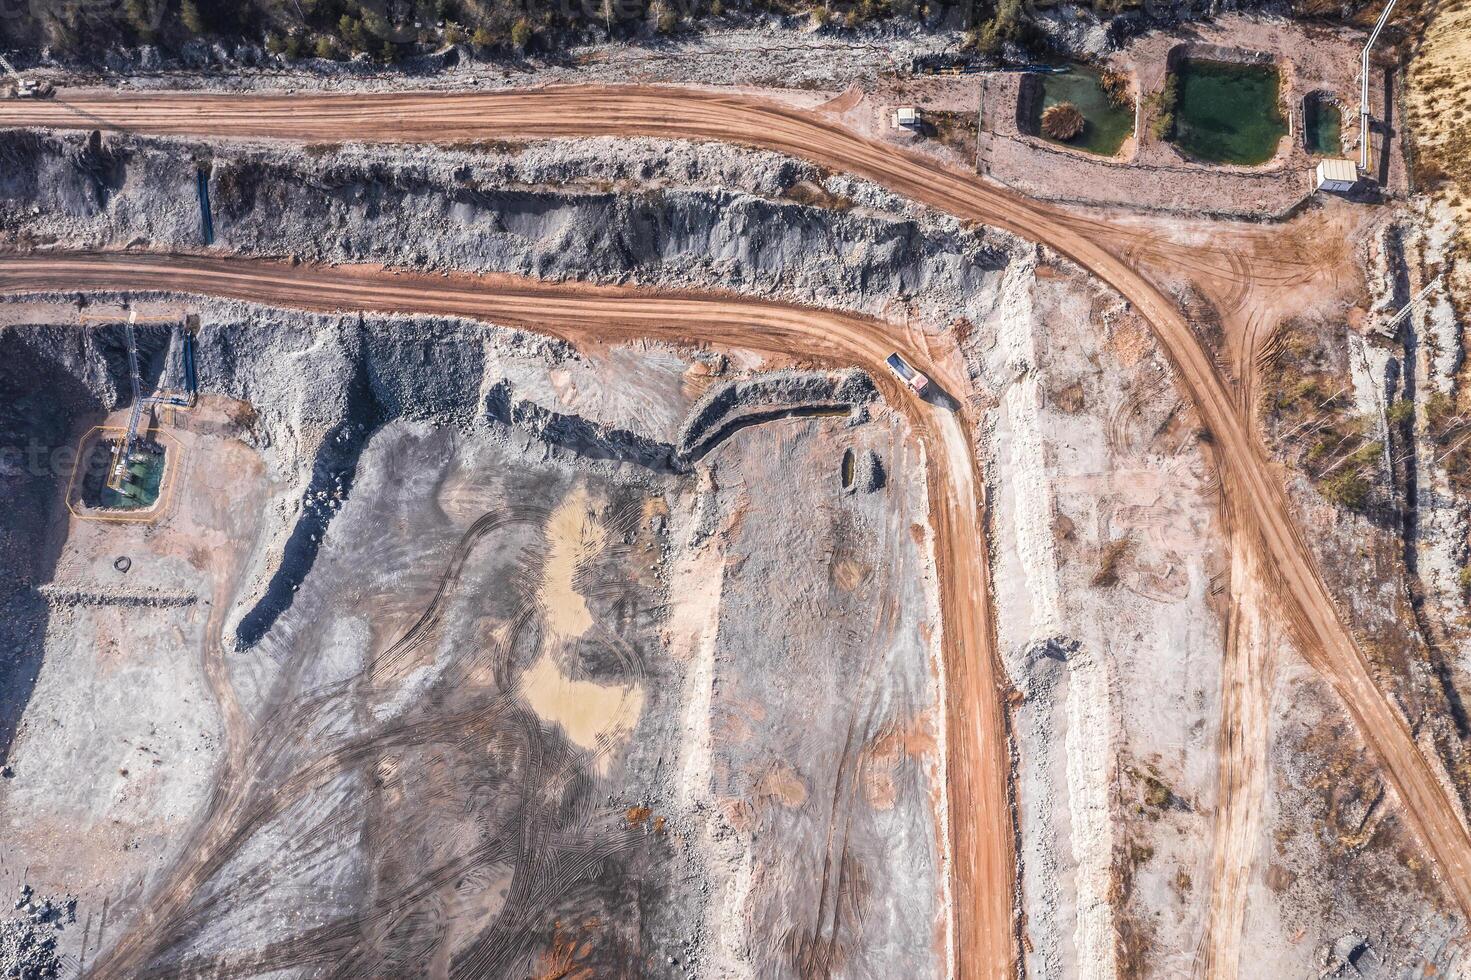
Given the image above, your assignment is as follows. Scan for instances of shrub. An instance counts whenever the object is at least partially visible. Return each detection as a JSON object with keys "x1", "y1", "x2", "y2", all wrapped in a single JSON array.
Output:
[
  {"x1": 510, "y1": 17, "x2": 533, "y2": 49},
  {"x1": 1099, "y1": 68, "x2": 1130, "y2": 108},
  {"x1": 1322, "y1": 470, "x2": 1369, "y2": 509},
  {"x1": 180, "y1": 0, "x2": 206, "y2": 34},
  {"x1": 471, "y1": 26, "x2": 495, "y2": 48},
  {"x1": 338, "y1": 15, "x2": 367, "y2": 51},
  {"x1": 444, "y1": 22, "x2": 466, "y2": 45},
  {"x1": 123, "y1": 0, "x2": 157, "y2": 39},
  {"x1": 1151, "y1": 74, "x2": 1179, "y2": 140},
  {"x1": 1042, "y1": 102, "x2": 1086, "y2": 140},
  {"x1": 1387, "y1": 398, "x2": 1415, "y2": 426}
]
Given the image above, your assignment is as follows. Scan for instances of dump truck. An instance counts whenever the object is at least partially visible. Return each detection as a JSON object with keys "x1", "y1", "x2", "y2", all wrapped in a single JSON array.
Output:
[{"x1": 886, "y1": 353, "x2": 930, "y2": 393}]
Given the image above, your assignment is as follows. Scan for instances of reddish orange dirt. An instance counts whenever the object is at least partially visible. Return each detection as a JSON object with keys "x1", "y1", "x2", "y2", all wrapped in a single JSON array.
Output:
[{"x1": 2, "y1": 84, "x2": 1469, "y2": 977}]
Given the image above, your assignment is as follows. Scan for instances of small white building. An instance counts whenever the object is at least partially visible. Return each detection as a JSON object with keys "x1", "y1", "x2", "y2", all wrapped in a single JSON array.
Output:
[
  {"x1": 1315, "y1": 158, "x2": 1359, "y2": 193},
  {"x1": 892, "y1": 106, "x2": 921, "y2": 130}
]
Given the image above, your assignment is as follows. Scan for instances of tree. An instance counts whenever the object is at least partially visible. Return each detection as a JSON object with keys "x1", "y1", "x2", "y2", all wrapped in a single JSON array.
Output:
[
  {"x1": 124, "y1": 0, "x2": 158, "y2": 39},
  {"x1": 180, "y1": 0, "x2": 206, "y2": 35},
  {"x1": 1041, "y1": 102, "x2": 1085, "y2": 141},
  {"x1": 339, "y1": 15, "x2": 368, "y2": 51},
  {"x1": 314, "y1": 36, "x2": 339, "y2": 59},
  {"x1": 510, "y1": 17, "x2": 533, "y2": 49}
]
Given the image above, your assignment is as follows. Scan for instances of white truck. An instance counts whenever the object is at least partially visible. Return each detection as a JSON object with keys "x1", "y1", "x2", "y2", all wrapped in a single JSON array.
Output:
[{"x1": 886, "y1": 352, "x2": 930, "y2": 393}]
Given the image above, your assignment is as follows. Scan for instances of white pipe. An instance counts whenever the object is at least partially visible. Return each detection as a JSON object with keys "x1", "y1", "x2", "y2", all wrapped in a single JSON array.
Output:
[{"x1": 1361, "y1": 0, "x2": 1400, "y2": 173}]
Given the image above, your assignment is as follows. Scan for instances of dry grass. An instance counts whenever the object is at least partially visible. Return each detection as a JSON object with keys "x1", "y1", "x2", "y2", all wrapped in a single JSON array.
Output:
[
  {"x1": 779, "y1": 179, "x2": 855, "y2": 212},
  {"x1": 1406, "y1": 0, "x2": 1471, "y2": 296},
  {"x1": 1259, "y1": 321, "x2": 1383, "y2": 511},
  {"x1": 1091, "y1": 537, "x2": 1131, "y2": 587},
  {"x1": 926, "y1": 110, "x2": 979, "y2": 159}
]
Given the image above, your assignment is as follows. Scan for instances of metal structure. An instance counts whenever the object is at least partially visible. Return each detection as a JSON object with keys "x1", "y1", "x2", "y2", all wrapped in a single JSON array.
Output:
[
  {"x1": 0, "y1": 51, "x2": 51, "y2": 98},
  {"x1": 1359, "y1": 0, "x2": 1401, "y2": 174},
  {"x1": 107, "y1": 312, "x2": 199, "y2": 497},
  {"x1": 1382, "y1": 274, "x2": 1444, "y2": 334}
]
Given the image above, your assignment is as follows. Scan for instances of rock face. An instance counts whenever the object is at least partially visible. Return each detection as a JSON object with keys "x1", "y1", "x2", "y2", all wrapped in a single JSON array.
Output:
[{"x1": 0, "y1": 131, "x2": 1013, "y2": 327}]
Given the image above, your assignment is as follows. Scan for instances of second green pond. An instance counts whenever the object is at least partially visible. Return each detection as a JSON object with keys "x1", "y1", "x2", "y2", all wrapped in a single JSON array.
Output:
[{"x1": 1169, "y1": 58, "x2": 1287, "y2": 166}]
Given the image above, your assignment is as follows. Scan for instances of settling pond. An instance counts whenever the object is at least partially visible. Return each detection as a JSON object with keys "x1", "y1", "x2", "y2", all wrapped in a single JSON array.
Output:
[
  {"x1": 1303, "y1": 92, "x2": 1342, "y2": 156},
  {"x1": 1170, "y1": 58, "x2": 1287, "y2": 165},
  {"x1": 1020, "y1": 65, "x2": 1134, "y2": 157}
]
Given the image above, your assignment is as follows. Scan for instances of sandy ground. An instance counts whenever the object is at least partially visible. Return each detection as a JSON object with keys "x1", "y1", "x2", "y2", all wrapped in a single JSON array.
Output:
[{"x1": 0, "y1": 396, "x2": 271, "y2": 972}]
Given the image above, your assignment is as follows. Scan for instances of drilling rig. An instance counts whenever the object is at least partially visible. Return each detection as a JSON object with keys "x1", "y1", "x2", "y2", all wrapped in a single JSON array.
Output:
[{"x1": 0, "y1": 51, "x2": 52, "y2": 99}]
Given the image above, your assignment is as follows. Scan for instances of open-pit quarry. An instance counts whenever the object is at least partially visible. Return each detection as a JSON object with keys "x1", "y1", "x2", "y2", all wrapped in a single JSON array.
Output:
[{"x1": 0, "y1": 21, "x2": 1469, "y2": 979}]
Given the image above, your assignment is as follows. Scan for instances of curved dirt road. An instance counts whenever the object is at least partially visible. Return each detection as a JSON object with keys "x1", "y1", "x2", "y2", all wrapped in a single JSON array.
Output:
[
  {"x1": 5, "y1": 84, "x2": 1471, "y2": 964},
  {"x1": 0, "y1": 252, "x2": 1005, "y2": 979}
]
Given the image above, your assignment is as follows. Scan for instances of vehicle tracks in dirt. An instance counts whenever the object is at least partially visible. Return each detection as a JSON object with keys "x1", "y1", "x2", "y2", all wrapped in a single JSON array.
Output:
[{"x1": 1, "y1": 84, "x2": 1466, "y2": 974}]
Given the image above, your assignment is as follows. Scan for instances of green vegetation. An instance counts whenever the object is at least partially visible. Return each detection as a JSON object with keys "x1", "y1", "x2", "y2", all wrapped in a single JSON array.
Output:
[
  {"x1": 1148, "y1": 72, "x2": 1178, "y2": 141},
  {"x1": 964, "y1": 0, "x2": 1028, "y2": 55},
  {"x1": 1027, "y1": 65, "x2": 1135, "y2": 157},
  {"x1": 1167, "y1": 58, "x2": 1287, "y2": 165},
  {"x1": 12, "y1": 0, "x2": 1071, "y2": 63}
]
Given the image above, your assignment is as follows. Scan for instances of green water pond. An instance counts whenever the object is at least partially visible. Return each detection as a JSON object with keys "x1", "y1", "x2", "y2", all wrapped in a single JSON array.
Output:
[
  {"x1": 1169, "y1": 58, "x2": 1287, "y2": 165},
  {"x1": 1303, "y1": 93, "x2": 1342, "y2": 156},
  {"x1": 1025, "y1": 66, "x2": 1134, "y2": 157}
]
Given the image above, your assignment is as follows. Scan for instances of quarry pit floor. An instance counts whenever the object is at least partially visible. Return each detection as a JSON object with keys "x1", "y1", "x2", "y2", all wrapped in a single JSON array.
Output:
[{"x1": 0, "y1": 74, "x2": 1467, "y2": 979}]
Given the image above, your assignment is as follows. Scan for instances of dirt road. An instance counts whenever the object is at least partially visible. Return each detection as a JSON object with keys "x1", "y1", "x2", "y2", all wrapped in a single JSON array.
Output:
[
  {"x1": 0, "y1": 251, "x2": 1006, "y2": 979},
  {"x1": 4, "y1": 84, "x2": 1471, "y2": 965}
]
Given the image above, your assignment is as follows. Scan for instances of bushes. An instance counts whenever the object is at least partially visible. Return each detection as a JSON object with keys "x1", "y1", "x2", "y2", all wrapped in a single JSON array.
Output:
[
  {"x1": 1100, "y1": 68, "x2": 1131, "y2": 108},
  {"x1": 180, "y1": 0, "x2": 207, "y2": 34},
  {"x1": 1321, "y1": 470, "x2": 1370, "y2": 509},
  {"x1": 509, "y1": 17, "x2": 534, "y2": 49},
  {"x1": 1041, "y1": 101, "x2": 1085, "y2": 140},
  {"x1": 1149, "y1": 73, "x2": 1179, "y2": 141},
  {"x1": 965, "y1": 0, "x2": 1025, "y2": 55}
]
